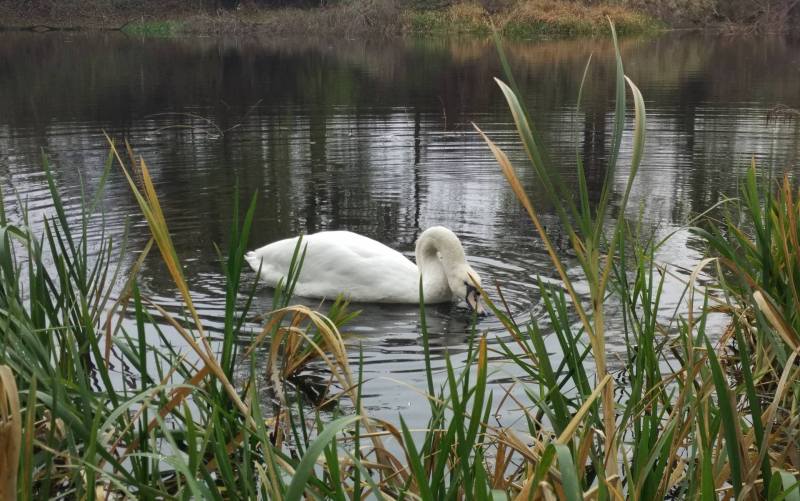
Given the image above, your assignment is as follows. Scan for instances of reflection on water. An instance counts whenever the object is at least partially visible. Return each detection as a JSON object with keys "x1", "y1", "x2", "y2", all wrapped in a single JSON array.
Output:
[{"x1": 1, "y1": 31, "x2": 799, "y2": 423}]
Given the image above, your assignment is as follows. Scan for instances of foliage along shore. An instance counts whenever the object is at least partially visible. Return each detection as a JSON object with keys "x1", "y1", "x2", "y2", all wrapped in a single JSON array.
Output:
[
  {"x1": 2, "y1": 21, "x2": 800, "y2": 499},
  {"x1": 3, "y1": 0, "x2": 797, "y2": 38},
  {"x1": 1, "y1": 0, "x2": 662, "y2": 38}
]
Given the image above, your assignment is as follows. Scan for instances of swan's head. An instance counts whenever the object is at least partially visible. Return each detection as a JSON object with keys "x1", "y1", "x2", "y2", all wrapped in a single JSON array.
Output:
[
  {"x1": 452, "y1": 267, "x2": 485, "y2": 316},
  {"x1": 416, "y1": 226, "x2": 486, "y2": 315}
]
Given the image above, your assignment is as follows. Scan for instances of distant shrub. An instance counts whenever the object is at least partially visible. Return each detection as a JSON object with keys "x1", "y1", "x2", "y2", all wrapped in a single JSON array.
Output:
[
  {"x1": 629, "y1": 0, "x2": 716, "y2": 24},
  {"x1": 631, "y1": 0, "x2": 800, "y2": 29}
]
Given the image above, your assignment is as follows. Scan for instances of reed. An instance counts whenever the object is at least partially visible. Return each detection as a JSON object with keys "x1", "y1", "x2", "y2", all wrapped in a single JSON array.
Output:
[
  {"x1": 0, "y1": 143, "x2": 365, "y2": 497},
  {"x1": 0, "y1": 365, "x2": 21, "y2": 500},
  {"x1": 0, "y1": 21, "x2": 799, "y2": 500},
  {"x1": 471, "y1": 19, "x2": 800, "y2": 501}
]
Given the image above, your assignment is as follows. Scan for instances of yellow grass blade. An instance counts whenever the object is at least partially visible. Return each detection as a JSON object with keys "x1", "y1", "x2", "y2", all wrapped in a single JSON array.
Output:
[
  {"x1": 105, "y1": 135, "x2": 209, "y2": 347},
  {"x1": 0, "y1": 366, "x2": 21, "y2": 501},
  {"x1": 473, "y1": 123, "x2": 592, "y2": 338},
  {"x1": 104, "y1": 136, "x2": 259, "y2": 439},
  {"x1": 246, "y1": 304, "x2": 399, "y2": 480},
  {"x1": 557, "y1": 373, "x2": 612, "y2": 445},
  {"x1": 754, "y1": 291, "x2": 800, "y2": 350}
]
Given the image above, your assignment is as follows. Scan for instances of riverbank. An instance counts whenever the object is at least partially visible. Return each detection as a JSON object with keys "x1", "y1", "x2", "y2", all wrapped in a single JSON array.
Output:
[{"x1": 0, "y1": 0, "x2": 662, "y2": 38}]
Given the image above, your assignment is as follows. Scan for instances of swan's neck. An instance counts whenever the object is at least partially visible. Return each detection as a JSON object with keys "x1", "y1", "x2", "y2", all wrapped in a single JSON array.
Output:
[{"x1": 415, "y1": 227, "x2": 467, "y2": 302}]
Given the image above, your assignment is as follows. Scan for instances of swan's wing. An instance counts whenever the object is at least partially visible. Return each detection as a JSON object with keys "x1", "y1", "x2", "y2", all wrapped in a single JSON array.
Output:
[
  {"x1": 308, "y1": 231, "x2": 410, "y2": 261},
  {"x1": 245, "y1": 235, "x2": 312, "y2": 286},
  {"x1": 245, "y1": 232, "x2": 419, "y2": 302}
]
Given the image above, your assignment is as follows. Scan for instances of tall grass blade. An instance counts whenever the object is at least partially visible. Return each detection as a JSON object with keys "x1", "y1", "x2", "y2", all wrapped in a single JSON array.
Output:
[
  {"x1": 554, "y1": 444, "x2": 582, "y2": 501},
  {"x1": 285, "y1": 415, "x2": 362, "y2": 501},
  {"x1": 705, "y1": 338, "x2": 744, "y2": 497}
]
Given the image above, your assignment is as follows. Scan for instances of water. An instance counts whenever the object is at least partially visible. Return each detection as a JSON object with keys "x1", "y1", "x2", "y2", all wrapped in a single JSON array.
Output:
[{"x1": 1, "y1": 31, "x2": 799, "y2": 424}]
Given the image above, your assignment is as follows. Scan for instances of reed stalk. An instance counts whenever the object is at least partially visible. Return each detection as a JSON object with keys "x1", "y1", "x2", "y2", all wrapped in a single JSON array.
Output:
[
  {"x1": 0, "y1": 365, "x2": 21, "y2": 500},
  {"x1": 0, "y1": 22, "x2": 798, "y2": 500}
]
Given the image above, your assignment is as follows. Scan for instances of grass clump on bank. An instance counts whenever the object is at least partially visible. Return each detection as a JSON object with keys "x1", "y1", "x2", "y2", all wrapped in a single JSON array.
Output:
[
  {"x1": 121, "y1": 19, "x2": 183, "y2": 36},
  {"x1": 1, "y1": 22, "x2": 800, "y2": 500},
  {"x1": 501, "y1": 0, "x2": 661, "y2": 37},
  {"x1": 405, "y1": 3, "x2": 492, "y2": 35},
  {"x1": 405, "y1": 0, "x2": 662, "y2": 37}
]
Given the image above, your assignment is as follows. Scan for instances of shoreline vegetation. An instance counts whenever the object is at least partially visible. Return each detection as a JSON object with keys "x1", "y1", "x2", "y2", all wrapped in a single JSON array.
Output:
[
  {"x1": 0, "y1": 0, "x2": 661, "y2": 38},
  {"x1": 0, "y1": 0, "x2": 797, "y2": 38},
  {"x1": 2, "y1": 21, "x2": 800, "y2": 499}
]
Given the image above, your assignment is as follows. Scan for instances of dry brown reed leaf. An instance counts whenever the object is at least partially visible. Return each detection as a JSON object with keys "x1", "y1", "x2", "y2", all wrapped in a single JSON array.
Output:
[
  {"x1": 0, "y1": 365, "x2": 21, "y2": 501},
  {"x1": 147, "y1": 292, "x2": 253, "y2": 427},
  {"x1": 362, "y1": 417, "x2": 412, "y2": 484},
  {"x1": 245, "y1": 305, "x2": 353, "y2": 409},
  {"x1": 584, "y1": 482, "x2": 601, "y2": 500},
  {"x1": 576, "y1": 427, "x2": 595, "y2": 483},
  {"x1": 514, "y1": 474, "x2": 534, "y2": 501},
  {"x1": 478, "y1": 112, "x2": 622, "y2": 480},
  {"x1": 245, "y1": 304, "x2": 401, "y2": 484},
  {"x1": 603, "y1": 474, "x2": 624, "y2": 500},
  {"x1": 245, "y1": 306, "x2": 348, "y2": 373},
  {"x1": 473, "y1": 123, "x2": 591, "y2": 338},
  {"x1": 491, "y1": 436, "x2": 512, "y2": 489},
  {"x1": 500, "y1": 428, "x2": 541, "y2": 464},
  {"x1": 754, "y1": 291, "x2": 800, "y2": 350},
  {"x1": 666, "y1": 457, "x2": 687, "y2": 494},
  {"x1": 656, "y1": 415, "x2": 695, "y2": 497},
  {"x1": 537, "y1": 480, "x2": 558, "y2": 501},
  {"x1": 557, "y1": 373, "x2": 612, "y2": 445},
  {"x1": 749, "y1": 347, "x2": 800, "y2": 476},
  {"x1": 106, "y1": 137, "x2": 269, "y2": 477},
  {"x1": 776, "y1": 176, "x2": 800, "y2": 310},
  {"x1": 358, "y1": 483, "x2": 401, "y2": 501},
  {"x1": 686, "y1": 257, "x2": 718, "y2": 333}
]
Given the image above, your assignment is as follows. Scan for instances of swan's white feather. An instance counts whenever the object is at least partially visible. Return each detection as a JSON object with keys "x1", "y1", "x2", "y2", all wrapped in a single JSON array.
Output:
[
  {"x1": 245, "y1": 231, "x2": 424, "y2": 303},
  {"x1": 245, "y1": 227, "x2": 481, "y2": 308}
]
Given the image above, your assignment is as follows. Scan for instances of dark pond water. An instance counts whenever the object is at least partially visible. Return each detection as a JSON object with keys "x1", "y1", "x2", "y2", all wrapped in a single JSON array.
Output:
[{"x1": 2, "y1": 31, "x2": 799, "y2": 424}]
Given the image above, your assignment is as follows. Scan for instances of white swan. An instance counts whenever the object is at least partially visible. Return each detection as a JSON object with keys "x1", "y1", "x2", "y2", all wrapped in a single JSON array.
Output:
[{"x1": 245, "y1": 226, "x2": 483, "y2": 313}]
